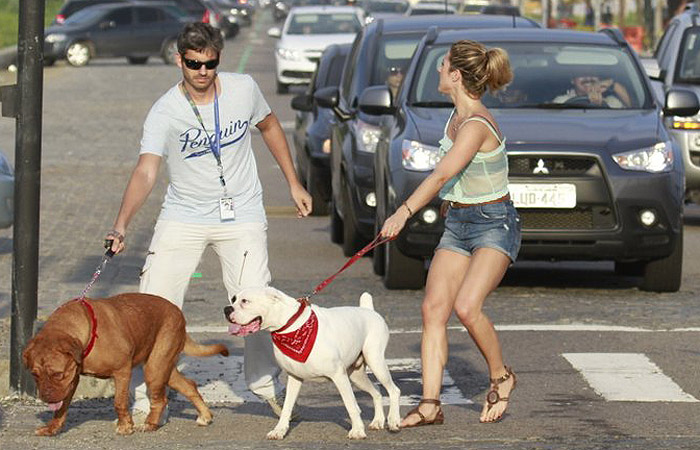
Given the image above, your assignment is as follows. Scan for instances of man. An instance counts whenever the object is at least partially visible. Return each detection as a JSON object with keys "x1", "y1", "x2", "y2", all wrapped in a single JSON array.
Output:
[
  {"x1": 552, "y1": 74, "x2": 631, "y2": 108},
  {"x1": 105, "y1": 22, "x2": 312, "y2": 421}
]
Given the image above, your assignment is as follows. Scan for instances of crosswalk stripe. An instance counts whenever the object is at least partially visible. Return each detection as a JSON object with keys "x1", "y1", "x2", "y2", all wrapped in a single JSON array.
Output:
[
  {"x1": 563, "y1": 353, "x2": 698, "y2": 402},
  {"x1": 176, "y1": 356, "x2": 472, "y2": 406}
]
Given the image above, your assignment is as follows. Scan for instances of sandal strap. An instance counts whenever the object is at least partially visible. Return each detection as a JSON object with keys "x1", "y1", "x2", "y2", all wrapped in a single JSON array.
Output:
[
  {"x1": 406, "y1": 406, "x2": 426, "y2": 422},
  {"x1": 418, "y1": 398, "x2": 441, "y2": 406},
  {"x1": 490, "y1": 366, "x2": 513, "y2": 385}
]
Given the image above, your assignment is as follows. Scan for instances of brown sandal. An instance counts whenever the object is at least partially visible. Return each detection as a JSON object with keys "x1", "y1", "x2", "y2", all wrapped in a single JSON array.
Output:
[
  {"x1": 400, "y1": 399, "x2": 444, "y2": 428},
  {"x1": 482, "y1": 366, "x2": 517, "y2": 423}
]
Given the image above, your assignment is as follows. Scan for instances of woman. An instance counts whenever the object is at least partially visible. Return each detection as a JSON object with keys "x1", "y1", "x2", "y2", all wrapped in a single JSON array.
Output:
[{"x1": 380, "y1": 40, "x2": 521, "y2": 425}]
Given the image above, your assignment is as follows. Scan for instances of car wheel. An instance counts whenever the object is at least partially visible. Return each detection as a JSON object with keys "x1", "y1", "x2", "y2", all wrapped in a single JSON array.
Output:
[
  {"x1": 640, "y1": 228, "x2": 683, "y2": 292},
  {"x1": 43, "y1": 57, "x2": 56, "y2": 67},
  {"x1": 65, "y1": 41, "x2": 91, "y2": 67},
  {"x1": 383, "y1": 237, "x2": 425, "y2": 290},
  {"x1": 127, "y1": 56, "x2": 149, "y2": 65},
  {"x1": 161, "y1": 39, "x2": 178, "y2": 65},
  {"x1": 307, "y1": 163, "x2": 329, "y2": 216},
  {"x1": 277, "y1": 80, "x2": 288, "y2": 94},
  {"x1": 341, "y1": 179, "x2": 364, "y2": 257},
  {"x1": 330, "y1": 197, "x2": 343, "y2": 244}
]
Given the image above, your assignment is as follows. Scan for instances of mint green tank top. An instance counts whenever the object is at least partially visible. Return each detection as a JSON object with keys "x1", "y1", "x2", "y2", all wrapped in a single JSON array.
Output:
[{"x1": 438, "y1": 110, "x2": 510, "y2": 204}]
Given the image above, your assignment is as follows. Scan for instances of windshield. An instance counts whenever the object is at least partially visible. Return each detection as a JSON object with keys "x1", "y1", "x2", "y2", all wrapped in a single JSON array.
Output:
[
  {"x1": 410, "y1": 43, "x2": 651, "y2": 110},
  {"x1": 63, "y1": 7, "x2": 104, "y2": 25},
  {"x1": 369, "y1": 35, "x2": 421, "y2": 87},
  {"x1": 675, "y1": 28, "x2": 700, "y2": 84},
  {"x1": 364, "y1": 0, "x2": 408, "y2": 13},
  {"x1": 286, "y1": 12, "x2": 361, "y2": 34}
]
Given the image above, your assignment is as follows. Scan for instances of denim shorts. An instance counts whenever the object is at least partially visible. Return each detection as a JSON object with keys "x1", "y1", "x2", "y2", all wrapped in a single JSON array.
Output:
[{"x1": 436, "y1": 200, "x2": 522, "y2": 262}]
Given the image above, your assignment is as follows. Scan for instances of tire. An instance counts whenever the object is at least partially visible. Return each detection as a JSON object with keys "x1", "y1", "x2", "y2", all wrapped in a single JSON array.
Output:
[
  {"x1": 383, "y1": 237, "x2": 426, "y2": 290},
  {"x1": 640, "y1": 229, "x2": 683, "y2": 292},
  {"x1": 127, "y1": 56, "x2": 149, "y2": 65},
  {"x1": 65, "y1": 42, "x2": 91, "y2": 67},
  {"x1": 161, "y1": 39, "x2": 178, "y2": 65},
  {"x1": 341, "y1": 180, "x2": 364, "y2": 257},
  {"x1": 307, "y1": 163, "x2": 329, "y2": 216},
  {"x1": 43, "y1": 57, "x2": 56, "y2": 67},
  {"x1": 330, "y1": 198, "x2": 343, "y2": 244},
  {"x1": 276, "y1": 80, "x2": 289, "y2": 94}
]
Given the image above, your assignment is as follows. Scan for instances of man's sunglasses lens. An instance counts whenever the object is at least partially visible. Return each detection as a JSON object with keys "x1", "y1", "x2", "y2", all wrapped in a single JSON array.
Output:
[{"x1": 183, "y1": 57, "x2": 219, "y2": 70}]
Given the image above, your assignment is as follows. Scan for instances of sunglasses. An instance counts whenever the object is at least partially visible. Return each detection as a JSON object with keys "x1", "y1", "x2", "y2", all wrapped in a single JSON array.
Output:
[
  {"x1": 182, "y1": 56, "x2": 220, "y2": 70},
  {"x1": 387, "y1": 66, "x2": 403, "y2": 75}
]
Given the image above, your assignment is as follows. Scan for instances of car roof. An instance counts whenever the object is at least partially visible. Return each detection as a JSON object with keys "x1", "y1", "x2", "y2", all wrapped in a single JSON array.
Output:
[
  {"x1": 377, "y1": 14, "x2": 536, "y2": 32},
  {"x1": 288, "y1": 5, "x2": 362, "y2": 13},
  {"x1": 431, "y1": 28, "x2": 618, "y2": 46}
]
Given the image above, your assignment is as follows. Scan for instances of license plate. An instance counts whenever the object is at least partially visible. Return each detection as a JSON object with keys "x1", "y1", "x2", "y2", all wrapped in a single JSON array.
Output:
[{"x1": 508, "y1": 183, "x2": 576, "y2": 208}]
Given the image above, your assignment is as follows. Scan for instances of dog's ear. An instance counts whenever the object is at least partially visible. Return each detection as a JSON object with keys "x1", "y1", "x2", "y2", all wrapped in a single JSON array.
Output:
[
  {"x1": 265, "y1": 286, "x2": 286, "y2": 302},
  {"x1": 57, "y1": 336, "x2": 83, "y2": 366}
]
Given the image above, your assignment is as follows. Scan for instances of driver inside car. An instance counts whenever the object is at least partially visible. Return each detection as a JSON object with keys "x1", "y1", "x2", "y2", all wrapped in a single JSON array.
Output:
[{"x1": 552, "y1": 74, "x2": 631, "y2": 108}]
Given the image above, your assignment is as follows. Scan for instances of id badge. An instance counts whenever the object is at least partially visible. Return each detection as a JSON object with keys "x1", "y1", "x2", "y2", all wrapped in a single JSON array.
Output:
[{"x1": 219, "y1": 197, "x2": 235, "y2": 221}]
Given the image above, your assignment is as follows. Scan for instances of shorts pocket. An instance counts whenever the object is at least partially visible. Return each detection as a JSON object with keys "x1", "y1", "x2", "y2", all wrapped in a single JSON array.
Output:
[{"x1": 478, "y1": 202, "x2": 507, "y2": 220}]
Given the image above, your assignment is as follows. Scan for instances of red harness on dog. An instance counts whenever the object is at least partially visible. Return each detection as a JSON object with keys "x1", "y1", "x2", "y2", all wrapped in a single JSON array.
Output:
[{"x1": 270, "y1": 299, "x2": 318, "y2": 363}]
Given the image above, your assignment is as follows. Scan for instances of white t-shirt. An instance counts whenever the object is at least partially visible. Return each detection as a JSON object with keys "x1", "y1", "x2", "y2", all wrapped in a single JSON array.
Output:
[{"x1": 140, "y1": 73, "x2": 271, "y2": 224}]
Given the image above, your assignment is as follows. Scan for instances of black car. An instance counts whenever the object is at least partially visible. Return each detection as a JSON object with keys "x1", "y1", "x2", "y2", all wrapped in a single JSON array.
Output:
[
  {"x1": 314, "y1": 15, "x2": 539, "y2": 257},
  {"x1": 44, "y1": 2, "x2": 190, "y2": 66},
  {"x1": 363, "y1": 27, "x2": 698, "y2": 291},
  {"x1": 291, "y1": 43, "x2": 351, "y2": 216}
]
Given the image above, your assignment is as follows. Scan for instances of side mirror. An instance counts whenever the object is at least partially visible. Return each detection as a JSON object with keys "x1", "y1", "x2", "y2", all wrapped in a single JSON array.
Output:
[
  {"x1": 267, "y1": 27, "x2": 282, "y2": 38},
  {"x1": 291, "y1": 94, "x2": 313, "y2": 112},
  {"x1": 315, "y1": 86, "x2": 353, "y2": 121},
  {"x1": 640, "y1": 57, "x2": 663, "y2": 80},
  {"x1": 358, "y1": 85, "x2": 393, "y2": 115},
  {"x1": 664, "y1": 88, "x2": 700, "y2": 117}
]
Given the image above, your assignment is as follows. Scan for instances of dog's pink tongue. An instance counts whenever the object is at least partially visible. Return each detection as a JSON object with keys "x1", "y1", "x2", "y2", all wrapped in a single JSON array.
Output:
[
  {"x1": 48, "y1": 401, "x2": 63, "y2": 412},
  {"x1": 228, "y1": 320, "x2": 260, "y2": 337}
]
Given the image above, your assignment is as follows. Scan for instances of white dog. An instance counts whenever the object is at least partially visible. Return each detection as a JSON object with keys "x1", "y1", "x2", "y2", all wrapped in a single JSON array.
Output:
[{"x1": 224, "y1": 286, "x2": 401, "y2": 440}]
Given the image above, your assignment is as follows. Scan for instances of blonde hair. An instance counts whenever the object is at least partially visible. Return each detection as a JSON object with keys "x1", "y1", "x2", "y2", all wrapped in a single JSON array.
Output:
[{"x1": 448, "y1": 40, "x2": 512, "y2": 97}]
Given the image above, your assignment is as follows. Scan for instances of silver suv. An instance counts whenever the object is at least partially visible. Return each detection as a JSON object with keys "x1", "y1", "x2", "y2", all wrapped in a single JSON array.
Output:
[{"x1": 652, "y1": 4, "x2": 700, "y2": 203}]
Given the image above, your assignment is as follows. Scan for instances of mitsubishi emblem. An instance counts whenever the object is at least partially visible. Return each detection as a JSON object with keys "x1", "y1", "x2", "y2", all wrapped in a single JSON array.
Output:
[{"x1": 533, "y1": 159, "x2": 549, "y2": 175}]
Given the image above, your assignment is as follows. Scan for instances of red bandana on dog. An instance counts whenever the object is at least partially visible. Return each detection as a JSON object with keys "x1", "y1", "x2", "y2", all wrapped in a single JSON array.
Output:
[{"x1": 271, "y1": 300, "x2": 318, "y2": 363}]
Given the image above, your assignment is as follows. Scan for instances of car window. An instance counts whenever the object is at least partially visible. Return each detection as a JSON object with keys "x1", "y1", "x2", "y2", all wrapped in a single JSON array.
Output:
[
  {"x1": 105, "y1": 7, "x2": 133, "y2": 26},
  {"x1": 410, "y1": 43, "x2": 651, "y2": 110},
  {"x1": 363, "y1": 0, "x2": 408, "y2": 14},
  {"x1": 341, "y1": 33, "x2": 362, "y2": 102},
  {"x1": 369, "y1": 35, "x2": 420, "y2": 86},
  {"x1": 136, "y1": 7, "x2": 161, "y2": 23},
  {"x1": 655, "y1": 21, "x2": 678, "y2": 61},
  {"x1": 325, "y1": 53, "x2": 347, "y2": 86},
  {"x1": 286, "y1": 12, "x2": 361, "y2": 34},
  {"x1": 674, "y1": 27, "x2": 700, "y2": 84},
  {"x1": 63, "y1": 6, "x2": 106, "y2": 24}
]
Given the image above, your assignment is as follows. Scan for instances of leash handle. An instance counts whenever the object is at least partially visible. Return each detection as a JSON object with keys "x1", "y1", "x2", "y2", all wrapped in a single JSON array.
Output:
[
  {"x1": 309, "y1": 233, "x2": 394, "y2": 297},
  {"x1": 103, "y1": 239, "x2": 116, "y2": 258}
]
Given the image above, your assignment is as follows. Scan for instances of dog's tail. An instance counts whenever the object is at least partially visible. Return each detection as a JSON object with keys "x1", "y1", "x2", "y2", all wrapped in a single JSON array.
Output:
[
  {"x1": 359, "y1": 292, "x2": 374, "y2": 310},
  {"x1": 183, "y1": 334, "x2": 229, "y2": 357}
]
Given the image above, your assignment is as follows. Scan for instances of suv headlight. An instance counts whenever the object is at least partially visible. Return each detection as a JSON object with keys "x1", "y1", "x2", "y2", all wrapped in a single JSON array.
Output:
[
  {"x1": 276, "y1": 48, "x2": 302, "y2": 61},
  {"x1": 670, "y1": 116, "x2": 700, "y2": 129},
  {"x1": 402, "y1": 139, "x2": 440, "y2": 171},
  {"x1": 355, "y1": 120, "x2": 382, "y2": 153},
  {"x1": 612, "y1": 141, "x2": 674, "y2": 173},
  {"x1": 45, "y1": 33, "x2": 66, "y2": 44}
]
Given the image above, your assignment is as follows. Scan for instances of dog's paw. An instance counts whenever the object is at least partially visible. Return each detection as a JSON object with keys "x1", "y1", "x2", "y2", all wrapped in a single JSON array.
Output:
[
  {"x1": 347, "y1": 427, "x2": 367, "y2": 440},
  {"x1": 368, "y1": 418, "x2": 385, "y2": 430},
  {"x1": 266, "y1": 426, "x2": 288, "y2": 440},
  {"x1": 196, "y1": 414, "x2": 213, "y2": 426},
  {"x1": 387, "y1": 414, "x2": 401, "y2": 432},
  {"x1": 35, "y1": 425, "x2": 60, "y2": 436},
  {"x1": 136, "y1": 422, "x2": 160, "y2": 432},
  {"x1": 115, "y1": 420, "x2": 135, "y2": 435}
]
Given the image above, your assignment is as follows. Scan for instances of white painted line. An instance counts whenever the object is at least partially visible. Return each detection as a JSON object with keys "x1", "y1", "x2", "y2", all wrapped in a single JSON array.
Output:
[
  {"x1": 563, "y1": 353, "x2": 698, "y2": 402},
  {"x1": 176, "y1": 355, "x2": 471, "y2": 406},
  {"x1": 187, "y1": 323, "x2": 700, "y2": 334}
]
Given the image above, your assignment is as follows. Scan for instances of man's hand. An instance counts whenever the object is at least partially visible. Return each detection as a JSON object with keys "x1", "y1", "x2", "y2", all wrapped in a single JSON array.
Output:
[{"x1": 291, "y1": 184, "x2": 312, "y2": 217}]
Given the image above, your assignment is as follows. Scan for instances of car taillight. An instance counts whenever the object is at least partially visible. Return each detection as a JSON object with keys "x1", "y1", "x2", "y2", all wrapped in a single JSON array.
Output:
[
  {"x1": 202, "y1": 9, "x2": 210, "y2": 23},
  {"x1": 56, "y1": 14, "x2": 65, "y2": 24}
]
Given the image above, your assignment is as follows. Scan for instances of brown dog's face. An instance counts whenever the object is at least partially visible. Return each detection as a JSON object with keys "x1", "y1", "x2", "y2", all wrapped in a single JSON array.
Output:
[{"x1": 23, "y1": 335, "x2": 82, "y2": 408}]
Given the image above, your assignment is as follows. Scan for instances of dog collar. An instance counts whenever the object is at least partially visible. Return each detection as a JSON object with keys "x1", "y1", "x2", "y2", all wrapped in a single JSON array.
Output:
[
  {"x1": 271, "y1": 299, "x2": 318, "y2": 363},
  {"x1": 77, "y1": 298, "x2": 98, "y2": 359}
]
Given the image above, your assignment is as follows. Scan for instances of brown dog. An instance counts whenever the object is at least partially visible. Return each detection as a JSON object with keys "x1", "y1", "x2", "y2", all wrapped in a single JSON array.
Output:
[{"x1": 22, "y1": 293, "x2": 229, "y2": 436}]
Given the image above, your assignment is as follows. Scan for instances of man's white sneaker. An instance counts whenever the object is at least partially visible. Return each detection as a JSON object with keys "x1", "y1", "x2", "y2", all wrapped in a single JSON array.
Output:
[{"x1": 265, "y1": 391, "x2": 300, "y2": 422}]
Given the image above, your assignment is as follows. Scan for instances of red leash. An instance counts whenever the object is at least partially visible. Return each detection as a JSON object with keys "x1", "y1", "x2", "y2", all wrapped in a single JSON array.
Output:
[{"x1": 305, "y1": 234, "x2": 393, "y2": 299}]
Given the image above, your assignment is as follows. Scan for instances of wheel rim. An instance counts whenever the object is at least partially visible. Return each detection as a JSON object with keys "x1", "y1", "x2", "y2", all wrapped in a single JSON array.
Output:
[{"x1": 66, "y1": 43, "x2": 89, "y2": 66}]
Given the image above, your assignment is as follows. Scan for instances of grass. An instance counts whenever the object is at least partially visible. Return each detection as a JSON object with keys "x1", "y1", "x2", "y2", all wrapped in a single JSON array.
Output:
[{"x1": 0, "y1": 0, "x2": 64, "y2": 48}]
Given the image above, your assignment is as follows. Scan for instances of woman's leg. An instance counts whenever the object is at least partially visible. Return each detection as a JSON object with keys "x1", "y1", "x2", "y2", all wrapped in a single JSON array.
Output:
[
  {"x1": 452, "y1": 247, "x2": 513, "y2": 422},
  {"x1": 400, "y1": 249, "x2": 469, "y2": 427}
]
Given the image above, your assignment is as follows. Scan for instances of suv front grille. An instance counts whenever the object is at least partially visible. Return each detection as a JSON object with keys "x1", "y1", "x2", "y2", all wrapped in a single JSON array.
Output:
[
  {"x1": 509, "y1": 155, "x2": 596, "y2": 176},
  {"x1": 519, "y1": 206, "x2": 615, "y2": 230}
]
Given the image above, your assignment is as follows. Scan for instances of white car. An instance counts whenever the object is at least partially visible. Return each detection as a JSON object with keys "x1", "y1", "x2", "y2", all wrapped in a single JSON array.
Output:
[{"x1": 268, "y1": 5, "x2": 364, "y2": 93}]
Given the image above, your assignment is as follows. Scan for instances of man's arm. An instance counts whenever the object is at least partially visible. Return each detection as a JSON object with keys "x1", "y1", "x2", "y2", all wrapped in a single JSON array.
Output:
[
  {"x1": 256, "y1": 112, "x2": 312, "y2": 217},
  {"x1": 106, "y1": 153, "x2": 162, "y2": 254}
]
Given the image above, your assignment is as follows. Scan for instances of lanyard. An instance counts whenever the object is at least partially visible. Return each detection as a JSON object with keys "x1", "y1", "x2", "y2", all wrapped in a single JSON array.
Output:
[{"x1": 180, "y1": 81, "x2": 227, "y2": 197}]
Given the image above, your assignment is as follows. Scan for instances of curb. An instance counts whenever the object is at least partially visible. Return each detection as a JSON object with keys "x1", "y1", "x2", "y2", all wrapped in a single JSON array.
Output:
[{"x1": 0, "y1": 45, "x2": 17, "y2": 70}]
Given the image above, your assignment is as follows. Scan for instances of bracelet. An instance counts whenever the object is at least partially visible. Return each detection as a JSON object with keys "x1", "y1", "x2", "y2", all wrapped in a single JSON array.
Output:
[
  {"x1": 106, "y1": 230, "x2": 125, "y2": 243},
  {"x1": 402, "y1": 201, "x2": 414, "y2": 217}
]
